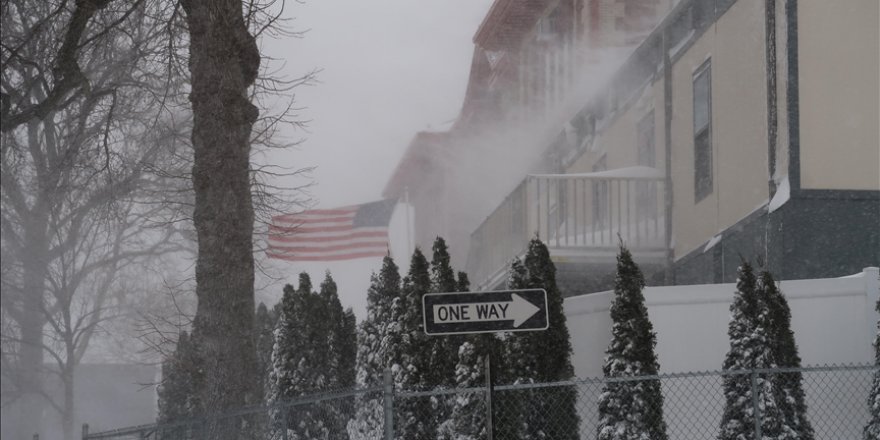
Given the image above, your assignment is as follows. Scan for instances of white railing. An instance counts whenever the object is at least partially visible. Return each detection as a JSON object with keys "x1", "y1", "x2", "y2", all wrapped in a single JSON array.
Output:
[
  {"x1": 528, "y1": 166, "x2": 667, "y2": 250},
  {"x1": 467, "y1": 167, "x2": 668, "y2": 290}
]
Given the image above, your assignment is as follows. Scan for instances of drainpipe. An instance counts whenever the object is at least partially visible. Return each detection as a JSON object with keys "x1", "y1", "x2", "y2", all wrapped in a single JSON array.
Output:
[{"x1": 662, "y1": 27, "x2": 675, "y2": 285}]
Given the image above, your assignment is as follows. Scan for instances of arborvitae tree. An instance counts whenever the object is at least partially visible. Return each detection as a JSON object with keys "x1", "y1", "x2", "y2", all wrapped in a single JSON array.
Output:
[
  {"x1": 521, "y1": 239, "x2": 575, "y2": 382},
  {"x1": 439, "y1": 338, "x2": 491, "y2": 440},
  {"x1": 596, "y1": 245, "x2": 668, "y2": 440},
  {"x1": 244, "y1": 302, "x2": 277, "y2": 440},
  {"x1": 762, "y1": 270, "x2": 814, "y2": 439},
  {"x1": 255, "y1": 302, "x2": 277, "y2": 398},
  {"x1": 430, "y1": 238, "x2": 465, "y2": 439},
  {"x1": 319, "y1": 272, "x2": 356, "y2": 440},
  {"x1": 507, "y1": 257, "x2": 527, "y2": 290},
  {"x1": 719, "y1": 262, "x2": 785, "y2": 440},
  {"x1": 430, "y1": 238, "x2": 461, "y2": 383},
  {"x1": 500, "y1": 258, "x2": 533, "y2": 381},
  {"x1": 297, "y1": 273, "x2": 334, "y2": 391},
  {"x1": 457, "y1": 271, "x2": 470, "y2": 293},
  {"x1": 338, "y1": 307, "x2": 358, "y2": 438},
  {"x1": 268, "y1": 275, "x2": 331, "y2": 439},
  {"x1": 437, "y1": 250, "x2": 487, "y2": 440},
  {"x1": 866, "y1": 297, "x2": 880, "y2": 440},
  {"x1": 429, "y1": 238, "x2": 461, "y2": 386},
  {"x1": 348, "y1": 255, "x2": 401, "y2": 440},
  {"x1": 318, "y1": 271, "x2": 357, "y2": 393},
  {"x1": 432, "y1": 238, "x2": 458, "y2": 291},
  {"x1": 339, "y1": 308, "x2": 358, "y2": 390},
  {"x1": 267, "y1": 283, "x2": 300, "y2": 436},
  {"x1": 501, "y1": 238, "x2": 579, "y2": 440},
  {"x1": 443, "y1": 261, "x2": 491, "y2": 440},
  {"x1": 158, "y1": 332, "x2": 198, "y2": 424},
  {"x1": 157, "y1": 331, "x2": 204, "y2": 439},
  {"x1": 321, "y1": 272, "x2": 344, "y2": 385},
  {"x1": 493, "y1": 256, "x2": 531, "y2": 440},
  {"x1": 395, "y1": 247, "x2": 435, "y2": 439},
  {"x1": 297, "y1": 271, "x2": 314, "y2": 296}
]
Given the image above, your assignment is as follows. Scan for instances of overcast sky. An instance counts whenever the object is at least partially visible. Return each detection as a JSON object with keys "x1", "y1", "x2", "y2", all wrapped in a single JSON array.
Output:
[{"x1": 257, "y1": 0, "x2": 494, "y2": 316}]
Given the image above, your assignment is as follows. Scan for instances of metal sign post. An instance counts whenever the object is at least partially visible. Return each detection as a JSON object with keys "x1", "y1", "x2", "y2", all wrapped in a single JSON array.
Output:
[
  {"x1": 423, "y1": 289, "x2": 549, "y2": 440},
  {"x1": 485, "y1": 354, "x2": 494, "y2": 440}
]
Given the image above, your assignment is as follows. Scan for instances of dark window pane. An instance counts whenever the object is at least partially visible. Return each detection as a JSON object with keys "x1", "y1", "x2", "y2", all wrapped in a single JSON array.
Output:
[
  {"x1": 693, "y1": 60, "x2": 712, "y2": 201},
  {"x1": 695, "y1": 129, "x2": 713, "y2": 201},
  {"x1": 694, "y1": 64, "x2": 711, "y2": 132}
]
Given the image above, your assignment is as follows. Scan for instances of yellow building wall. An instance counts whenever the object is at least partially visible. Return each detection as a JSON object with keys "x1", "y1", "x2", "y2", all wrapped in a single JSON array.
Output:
[
  {"x1": 798, "y1": 0, "x2": 880, "y2": 191},
  {"x1": 565, "y1": 80, "x2": 665, "y2": 175},
  {"x1": 489, "y1": 0, "x2": 878, "y2": 268},
  {"x1": 670, "y1": 0, "x2": 769, "y2": 258}
]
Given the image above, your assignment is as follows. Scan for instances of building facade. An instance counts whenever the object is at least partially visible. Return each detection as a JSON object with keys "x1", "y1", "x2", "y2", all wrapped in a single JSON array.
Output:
[{"x1": 385, "y1": 0, "x2": 879, "y2": 295}]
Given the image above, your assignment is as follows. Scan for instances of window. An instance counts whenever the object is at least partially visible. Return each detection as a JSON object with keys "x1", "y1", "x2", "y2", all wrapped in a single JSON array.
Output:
[
  {"x1": 579, "y1": 113, "x2": 597, "y2": 152},
  {"x1": 693, "y1": 60, "x2": 713, "y2": 202},
  {"x1": 537, "y1": 7, "x2": 561, "y2": 42},
  {"x1": 636, "y1": 111, "x2": 658, "y2": 221}
]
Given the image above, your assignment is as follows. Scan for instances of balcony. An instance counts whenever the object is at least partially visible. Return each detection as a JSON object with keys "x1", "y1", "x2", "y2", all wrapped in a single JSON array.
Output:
[{"x1": 466, "y1": 166, "x2": 669, "y2": 291}]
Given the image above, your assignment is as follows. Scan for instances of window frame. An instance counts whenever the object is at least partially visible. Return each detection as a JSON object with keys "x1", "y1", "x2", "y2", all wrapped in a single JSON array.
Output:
[{"x1": 693, "y1": 59, "x2": 713, "y2": 202}]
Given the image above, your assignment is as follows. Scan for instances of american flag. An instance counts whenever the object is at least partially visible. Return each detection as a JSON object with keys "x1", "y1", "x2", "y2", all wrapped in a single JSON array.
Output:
[{"x1": 267, "y1": 199, "x2": 396, "y2": 262}]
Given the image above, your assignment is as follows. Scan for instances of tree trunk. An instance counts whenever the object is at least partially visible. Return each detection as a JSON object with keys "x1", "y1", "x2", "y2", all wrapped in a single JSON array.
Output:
[
  {"x1": 18, "y1": 271, "x2": 45, "y2": 439},
  {"x1": 17, "y1": 213, "x2": 49, "y2": 439},
  {"x1": 180, "y1": 0, "x2": 261, "y2": 436},
  {"x1": 62, "y1": 360, "x2": 75, "y2": 440}
]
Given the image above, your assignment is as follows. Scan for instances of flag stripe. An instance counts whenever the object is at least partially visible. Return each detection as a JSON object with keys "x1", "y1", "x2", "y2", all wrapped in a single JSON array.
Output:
[
  {"x1": 269, "y1": 224, "x2": 358, "y2": 234},
  {"x1": 267, "y1": 250, "x2": 388, "y2": 262},
  {"x1": 272, "y1": 215, "x2": 356, "y2": 226},
  {"x1": 268, "y1": 228, "x2": 388, "y2": 242},
  {"x1": 268, "y1": 241, "x2": 389, "y2": 254},
  {"x1": 268, "y1": 247, "x2": 387, "y2": 258},
  {"x1": 273, "y1": 208, "x2": 357, "y2": 220}
]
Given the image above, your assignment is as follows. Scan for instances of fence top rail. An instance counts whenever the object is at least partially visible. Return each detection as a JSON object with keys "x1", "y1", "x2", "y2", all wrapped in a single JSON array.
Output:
[
  {"x1": 528, "y1": 166, "x2": 665, "y2": 181},
  {"x1": 398, "y1": 385, "x2": 486, "y2": 399},
  {"x1": 490, "y1": 363, "x2": 876, "y2": 392},
  {"x1": 84, "y1": 384, "x2": 384, "y2": 438},
  {"x1": 396, "y1": 363, "x2": 875, "y2": 398}
]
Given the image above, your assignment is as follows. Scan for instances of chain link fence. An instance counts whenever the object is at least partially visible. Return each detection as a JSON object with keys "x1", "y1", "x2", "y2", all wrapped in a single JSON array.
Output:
[{"x1": 83, "y1": 364, "x2": 875, "y2": 440}]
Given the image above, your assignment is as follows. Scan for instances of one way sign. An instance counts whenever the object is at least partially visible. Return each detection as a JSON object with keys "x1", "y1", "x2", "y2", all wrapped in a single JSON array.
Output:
[{"x1": 422, "y1": 289, "x2": 549, "y2": 335}]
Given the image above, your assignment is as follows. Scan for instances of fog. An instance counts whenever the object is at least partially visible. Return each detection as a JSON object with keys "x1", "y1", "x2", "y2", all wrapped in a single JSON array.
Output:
[
  {"x1": 3, "y1": 0, "x2": 876, "y2": 438},
  {"x1": 2, "y1": 0, "x2": 497, "y2": 436},
  {"x1": 251, "y1": 2, "x2": 635, "y2": 318},
  {"x1": 253, "y1": 0, "x2": 495, "y2": 318}
]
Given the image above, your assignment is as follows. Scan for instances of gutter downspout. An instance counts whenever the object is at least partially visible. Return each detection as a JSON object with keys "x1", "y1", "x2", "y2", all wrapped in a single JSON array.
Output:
[{"x1": 663, "y1": 28, "x2": 675, "y2": 285}]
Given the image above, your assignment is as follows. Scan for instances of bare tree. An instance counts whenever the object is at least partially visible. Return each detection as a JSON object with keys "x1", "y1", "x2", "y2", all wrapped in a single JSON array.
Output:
[
  {"x1": 2, "y1": 1, "x2": 315, "y2": 437},
  {"x1": 1, "y1": 1, "x2": 187, "y2": 437}
]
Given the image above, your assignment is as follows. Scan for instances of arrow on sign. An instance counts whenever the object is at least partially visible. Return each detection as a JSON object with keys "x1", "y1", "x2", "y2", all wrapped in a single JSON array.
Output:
[{"x1": 432, "y1": 293, "x2": 541, "y2": 328}]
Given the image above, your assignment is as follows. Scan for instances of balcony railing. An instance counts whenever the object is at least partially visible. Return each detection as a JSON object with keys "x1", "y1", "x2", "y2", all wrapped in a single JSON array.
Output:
[{"x1": 466, "y1": 166, "x2": 668, "y2": 290}]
